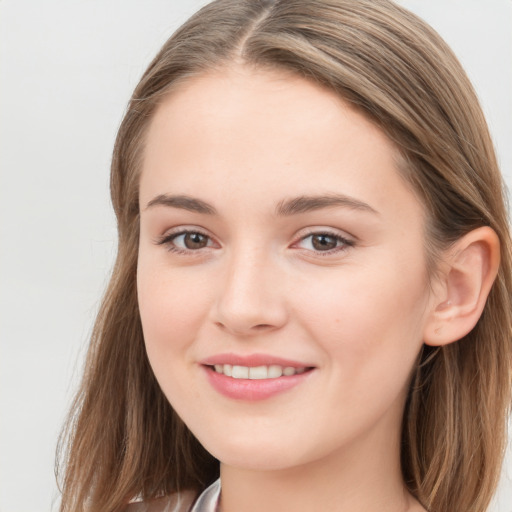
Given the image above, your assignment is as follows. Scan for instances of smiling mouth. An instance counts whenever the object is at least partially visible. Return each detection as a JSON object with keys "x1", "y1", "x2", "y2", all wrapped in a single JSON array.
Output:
[
  {"x1": 203, "y1": 361, "x2": 315, "y2": 400},
  {"x1": 208, "y1": 364, "x2": 313, "y2": 379}
]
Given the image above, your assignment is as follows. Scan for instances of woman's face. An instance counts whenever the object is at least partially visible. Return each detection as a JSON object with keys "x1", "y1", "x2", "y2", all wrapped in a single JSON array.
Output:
[{"x1": 137, "y1": 66, "x2": 435, "y2": 471}]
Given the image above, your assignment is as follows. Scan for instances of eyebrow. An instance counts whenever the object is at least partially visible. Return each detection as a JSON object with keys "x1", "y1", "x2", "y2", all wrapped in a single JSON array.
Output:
[
  {"x1": 145, "y1": 194, "x2": 217, "y2": 214},
  {"x1": 275, "y1": 194, "x2": 379, "y2": 216},
  {"x1": 144, "y1": 193, "x2": 378, "y2": 216}
]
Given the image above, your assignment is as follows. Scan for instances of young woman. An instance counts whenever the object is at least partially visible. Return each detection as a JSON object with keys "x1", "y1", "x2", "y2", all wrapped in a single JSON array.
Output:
[{"x1": 57, "y1": 1, "x2": 512, "y2": 511}]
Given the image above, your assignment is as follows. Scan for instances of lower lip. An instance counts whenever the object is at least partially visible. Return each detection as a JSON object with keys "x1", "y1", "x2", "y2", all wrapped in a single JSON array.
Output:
[{"x1": 203, "y1": 366, "x2": 314, "y2": 401}]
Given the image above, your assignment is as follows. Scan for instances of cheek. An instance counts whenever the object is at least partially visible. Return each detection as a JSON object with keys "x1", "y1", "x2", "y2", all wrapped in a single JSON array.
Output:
[
  {"x1": 137, "y1": 263, "x2": 211, "y2": 364},
  {"x1": 137, "y1": 263, "x2": 218, "y2": 413},
  {"x1": 293, "y1": 258, "x2": 429, "y2": 381},
  {"x1": 285, "y1": 265, "x2": 428, "y2": 445}
]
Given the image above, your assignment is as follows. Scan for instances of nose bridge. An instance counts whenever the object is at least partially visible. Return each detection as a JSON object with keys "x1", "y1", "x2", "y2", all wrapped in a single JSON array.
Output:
[{"x1": 212, "y1": 240, "x2": 287, "y2": 335}]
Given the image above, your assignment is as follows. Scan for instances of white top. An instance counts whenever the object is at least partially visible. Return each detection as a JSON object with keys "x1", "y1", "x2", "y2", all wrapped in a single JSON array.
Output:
[
  {"x1": 124, "y1": 479, "x2": 221, "y2": 512},
  {"x1": 190, "y1": 479, "x2": 221, "y2": 512}
]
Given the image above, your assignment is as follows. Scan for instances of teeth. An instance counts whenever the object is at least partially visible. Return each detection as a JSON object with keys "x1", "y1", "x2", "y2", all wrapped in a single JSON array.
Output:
[
  {"x1": 268, "y1": 365, "x2": 282, "y2": 378},
  {"x1": 231, "y1": 365, "x2": 249, "y2": 379},
  {"x1": 249, "y1": 366, "x2": 268, "y2": 379},
  {"x1": 212, "y1": 364, "x2": 307, "y2": 379}
]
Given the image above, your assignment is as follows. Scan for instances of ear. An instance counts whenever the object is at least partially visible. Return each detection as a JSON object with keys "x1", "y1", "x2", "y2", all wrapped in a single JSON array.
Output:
[{"x1": 423, "y1": 226, "x2": 500, "y2": 347}]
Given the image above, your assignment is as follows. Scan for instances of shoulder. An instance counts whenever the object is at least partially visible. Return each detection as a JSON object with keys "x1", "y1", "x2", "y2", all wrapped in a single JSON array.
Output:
[{"x1": 121, "y1": 489, "x2": 197, "y2": 512}]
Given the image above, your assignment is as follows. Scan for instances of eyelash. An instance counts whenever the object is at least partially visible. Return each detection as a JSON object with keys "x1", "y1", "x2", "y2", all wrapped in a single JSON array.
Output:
[
  {"x1": 155, "y1": 229, "x2": 355, "y2": 256},
  {"x1": 293, "y1": 231, "x2": 355, "y2": 256},
  {"x1": 155, "y1": 228, "x2": 214, "y2": 256}
]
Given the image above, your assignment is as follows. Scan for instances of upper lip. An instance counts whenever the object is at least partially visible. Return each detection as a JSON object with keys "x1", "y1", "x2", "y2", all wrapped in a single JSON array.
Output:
[{"x1": 200, "y1": 353, "x2": 315, "y2": 368}]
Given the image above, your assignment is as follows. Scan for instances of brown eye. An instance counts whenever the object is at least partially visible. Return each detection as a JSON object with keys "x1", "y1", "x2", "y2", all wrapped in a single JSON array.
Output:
[
  {"x1": 294, "y1": 231, "x2": 354, "y2": 255},
  {"x1": 183, "y1": 232, "x2": 209, "y2": 249},
  {"x1": 311, "y1": 234, "x2": 338, "y2": 251},
  {"x1": 158, "y1": 230, "x2": 214, "y2": 252}
]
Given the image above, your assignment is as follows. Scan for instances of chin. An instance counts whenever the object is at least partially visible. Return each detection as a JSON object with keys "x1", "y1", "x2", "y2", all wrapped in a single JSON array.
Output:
[{"x1": 195, "y1": 429, "x2": 321, "y2": 472}]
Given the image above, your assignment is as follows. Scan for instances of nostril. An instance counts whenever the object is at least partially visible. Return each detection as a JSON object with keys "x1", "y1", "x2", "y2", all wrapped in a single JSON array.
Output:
[{"x1": 215, "y1": 322, "x2": 272, "y2": 331}]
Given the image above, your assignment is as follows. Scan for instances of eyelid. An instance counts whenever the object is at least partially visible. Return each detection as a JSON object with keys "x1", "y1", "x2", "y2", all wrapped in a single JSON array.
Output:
[
  {"x1": 291, "y1": 227, "x2": 356, "y2": 255},
  {"x1": 154, "y1": 226, "x2": 219, "y2": 253},
  {"x1": 153, "y1": 225, "x2": 355, "y2": 256}
]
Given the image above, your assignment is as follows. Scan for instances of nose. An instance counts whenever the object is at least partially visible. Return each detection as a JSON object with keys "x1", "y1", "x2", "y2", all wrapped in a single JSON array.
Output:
[{"x1": 210, "y1": 248, "x2": 288, "y2": 337}]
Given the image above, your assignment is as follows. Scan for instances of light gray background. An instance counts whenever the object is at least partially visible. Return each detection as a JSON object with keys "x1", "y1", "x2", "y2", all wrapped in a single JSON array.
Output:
[{"x1": 0, "y1": 1, "x2": 511, "y2": 511}]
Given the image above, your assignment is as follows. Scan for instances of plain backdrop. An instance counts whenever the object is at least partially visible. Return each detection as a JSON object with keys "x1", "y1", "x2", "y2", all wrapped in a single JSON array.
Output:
[{"x1": 0, "y1": 1, "x2": 511, "y2": 511}]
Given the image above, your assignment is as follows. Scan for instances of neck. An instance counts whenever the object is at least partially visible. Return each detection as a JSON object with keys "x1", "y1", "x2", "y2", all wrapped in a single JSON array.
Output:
[{"x1": 218, "y1": 412, "x2": 424, "y2": 512}]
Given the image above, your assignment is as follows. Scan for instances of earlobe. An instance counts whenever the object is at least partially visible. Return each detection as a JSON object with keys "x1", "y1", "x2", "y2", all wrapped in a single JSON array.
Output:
[{"x1": 423, "y1": 226, "x2": 500, "y2": 347}]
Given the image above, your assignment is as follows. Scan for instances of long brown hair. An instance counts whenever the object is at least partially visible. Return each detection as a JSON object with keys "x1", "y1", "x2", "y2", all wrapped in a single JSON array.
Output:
[{"x1": 57, "y1": 1, "x2": 512, "y2": 511}]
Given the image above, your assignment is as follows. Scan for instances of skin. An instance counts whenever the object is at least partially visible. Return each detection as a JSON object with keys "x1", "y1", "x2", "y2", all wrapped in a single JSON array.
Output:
[{"x1": 137, "y1": 65, "x2": 433, "y2": 512}]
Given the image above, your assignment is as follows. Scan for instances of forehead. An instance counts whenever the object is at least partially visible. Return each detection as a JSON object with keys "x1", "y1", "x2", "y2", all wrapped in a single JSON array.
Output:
[{"x1": 140, "y1": 65, "x2": 424, "y2": 225}]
